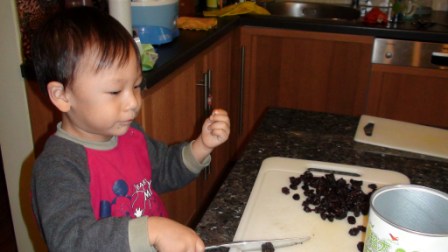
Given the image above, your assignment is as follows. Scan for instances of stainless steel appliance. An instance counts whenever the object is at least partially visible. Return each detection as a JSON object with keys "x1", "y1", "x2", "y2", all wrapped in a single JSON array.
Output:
[{"x1": 372, "y1": 38, "x2": 448, "y2": 69}]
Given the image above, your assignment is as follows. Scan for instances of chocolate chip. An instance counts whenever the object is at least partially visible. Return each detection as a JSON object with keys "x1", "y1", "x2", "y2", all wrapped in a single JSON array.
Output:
[
  {"x1": 347, "y1": 216, "x2": 356, "y2": 225},
  {"x1": 281, "y1": 187, "x2": 290, "y2": 195},
  {"x1": 261, "y1": 242, "x2": 275, "y2": 252},
  {"x1": 349, "y1": 227, "x2": 360, "y2": 236},
  {"x1": 357, "y1": 241, "x2": 364, "y2": 251},
  {"x1": 292, "y1": 193, "x2": 300, "y2": 200}
]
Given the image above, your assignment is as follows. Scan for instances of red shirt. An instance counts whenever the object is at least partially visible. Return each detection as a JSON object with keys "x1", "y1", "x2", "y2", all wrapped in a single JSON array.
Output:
[{"x1": 86, "y1": 128, "x2": 168, "y2": 219}]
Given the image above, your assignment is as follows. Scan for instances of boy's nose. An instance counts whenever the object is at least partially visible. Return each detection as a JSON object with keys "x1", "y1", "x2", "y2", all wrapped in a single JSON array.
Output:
[{"x1": 126, "y1": 90, "x2": 141, "y2": 112}]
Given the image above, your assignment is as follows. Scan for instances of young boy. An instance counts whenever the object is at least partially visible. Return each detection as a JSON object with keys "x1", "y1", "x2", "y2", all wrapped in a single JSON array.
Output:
[{"x1": 31, "y1": 7, "x2": 230, "y2": 252}]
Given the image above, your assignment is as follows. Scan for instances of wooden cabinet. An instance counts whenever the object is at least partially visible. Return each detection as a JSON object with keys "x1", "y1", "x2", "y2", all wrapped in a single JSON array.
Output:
[
  {"x1": 140, "y1": 56, "x2": 203, "y2": 225},
  {"x1": 237, "y1": 26, "x2": 373, "y2": 146},
  {"x1": 140, "y1": 33, "x2": 234, "y2": 226},
  {"x1": 366, "y1": 64, "x2": 448, "y2": 128},
  {"x1": 196, "y1": 33, "x2": 233, "y2": 210}
]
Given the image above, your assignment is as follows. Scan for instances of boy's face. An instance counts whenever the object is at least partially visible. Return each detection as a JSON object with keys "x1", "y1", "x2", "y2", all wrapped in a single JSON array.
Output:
[{"x1": 61, "y1": 48, "x2": 142, "y2": 142}]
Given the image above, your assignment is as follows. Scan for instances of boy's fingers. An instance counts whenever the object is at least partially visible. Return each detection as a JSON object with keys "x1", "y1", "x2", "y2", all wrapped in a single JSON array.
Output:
[
  {"x1": 209, "y1": 124, "x2": 230, "y2": 136},
  {"x1": 211, "y1": 129, "x2": 229, "y2": 141},
  {"x1": 195, "y1": 239, "x2": 205, "y2": 252},
  {"x1": 210, "y1": 114, "x2": 230, "y2": 124},
  {"x1": 212, "y1": 108, "x2": 227, "y2": 115}
]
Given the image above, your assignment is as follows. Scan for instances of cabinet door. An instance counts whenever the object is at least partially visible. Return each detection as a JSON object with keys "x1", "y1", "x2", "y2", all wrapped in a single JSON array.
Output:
[
  {"x1": 196, "y1": 33, "x2": 233, "y2": 209},
  {"x1": 140, "y1": 58, "x2": 204, "y2": 225},
  {"x1": 239, "y1": 27, "x2": 373, "y2": 144},
  {"x1": 139, "y1": 34, "x2": 235, "y2": 226},
  {"x1": 367, "y1": 64, "x2": 448, "y2": 128},
  {"x1": 239, "y1": 27, "x2": 280, "y2": 146}
]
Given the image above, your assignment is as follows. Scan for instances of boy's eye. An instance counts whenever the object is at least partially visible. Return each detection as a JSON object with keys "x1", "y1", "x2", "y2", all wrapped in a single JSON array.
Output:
[
  {"x1": 135, "y1": 83, "x2": 143, "y2": 90},
  {"x1": 109, "y1": 90, "x2": 121, "y2": 95}
]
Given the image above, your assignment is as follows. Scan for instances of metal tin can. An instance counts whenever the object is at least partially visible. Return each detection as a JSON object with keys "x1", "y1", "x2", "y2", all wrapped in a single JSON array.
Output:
[{"x1": 364, "y1": 185, "x2": 448, "y2": 252}]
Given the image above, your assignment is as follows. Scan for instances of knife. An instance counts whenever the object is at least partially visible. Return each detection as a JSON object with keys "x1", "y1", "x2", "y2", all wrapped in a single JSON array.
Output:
[{"x1": 205, "y1": 236, "x2": 311, "y2": 251}]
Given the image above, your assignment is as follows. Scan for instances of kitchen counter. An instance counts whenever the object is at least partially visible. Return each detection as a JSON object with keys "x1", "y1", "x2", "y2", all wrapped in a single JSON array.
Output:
[
  {"x1": 21, "y1": 11, "x2": 448, "y2": 84},
  {"x1": 241, "y1": 10, "x2": 448, "y2": 43},
  {"x1": 195, "y1": 107, "x2": 448, "y2": 246},
  {"x1": 138, "y1": 10, "x2": 448, "y2": 89},
  {"x1": 141, "y1": 16, "x2": 239, "y2": 87}
]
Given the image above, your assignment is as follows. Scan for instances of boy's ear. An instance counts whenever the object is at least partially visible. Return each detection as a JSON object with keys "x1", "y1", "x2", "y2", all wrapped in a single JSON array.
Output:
[{"x1": 47, "y1": 81, "x2": 71, "y2": 112}]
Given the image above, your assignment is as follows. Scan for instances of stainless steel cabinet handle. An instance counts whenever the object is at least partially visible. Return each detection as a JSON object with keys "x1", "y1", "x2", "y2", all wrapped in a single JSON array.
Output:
[
  {"x1": 206, "y1": 69, "x2": 213, "y2": 115},
  {"x1": 204, "y1": 164, "x2": 211, "y2": 180},
  {"x1": 239, "y1": 46, "x2": 245, "y2": 134},
  {"x1": 207, "y1": 69, "x2": 212, "y2": 180},
  {"x1": 198, "y1": 69, "x2": 213, "y2": 180},
  {"x1": 196, "y1": 71, "x2": 210, "y2": 116}
]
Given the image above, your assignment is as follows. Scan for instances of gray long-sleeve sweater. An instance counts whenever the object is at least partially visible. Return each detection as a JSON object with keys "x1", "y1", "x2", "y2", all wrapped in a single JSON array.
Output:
[{"x1": 31, "y1": 123, "x2": 209, "y2": 251}]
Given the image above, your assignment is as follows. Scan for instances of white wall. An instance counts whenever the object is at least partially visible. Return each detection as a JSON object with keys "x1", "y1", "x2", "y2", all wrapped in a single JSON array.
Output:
[{"x1": 0, "y1": 0, "x2": 46, "y2": 251}]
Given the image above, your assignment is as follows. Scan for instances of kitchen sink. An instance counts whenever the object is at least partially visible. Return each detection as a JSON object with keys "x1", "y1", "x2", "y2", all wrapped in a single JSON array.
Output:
[{"x1": 264, "y1": 1, "x2": 360, "y2": 20}]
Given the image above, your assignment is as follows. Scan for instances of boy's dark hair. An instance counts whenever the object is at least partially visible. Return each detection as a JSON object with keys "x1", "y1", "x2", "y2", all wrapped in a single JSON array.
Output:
[{"x1": 32, "y1": 6, "x2": 141, "y2": 94}]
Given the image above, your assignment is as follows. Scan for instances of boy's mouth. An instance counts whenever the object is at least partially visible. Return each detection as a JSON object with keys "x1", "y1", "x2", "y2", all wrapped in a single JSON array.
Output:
[{"x1": 118, "y1": 119, "x2": 133, "y2": 127}]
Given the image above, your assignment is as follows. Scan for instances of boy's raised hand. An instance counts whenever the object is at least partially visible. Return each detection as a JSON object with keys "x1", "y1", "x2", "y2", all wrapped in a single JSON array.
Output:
[
  {"x1": 201, "y1": 109, "x2": 230, "y2": 148},
  {"x1": 192, "y1": 109, "x2": 230, "y2": 163}
]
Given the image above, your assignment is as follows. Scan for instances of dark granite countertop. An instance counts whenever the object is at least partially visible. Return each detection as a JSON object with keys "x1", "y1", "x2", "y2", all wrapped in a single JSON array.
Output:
[
  {"x1": 141, "y1": 16, "x2": 240, "y2": 87},
  {"x1": 195, "y1": 107, "x2": 448, "y2": 246},
  {"x1": 240, "y1": 10, "x2": 448, "y2": 43}
]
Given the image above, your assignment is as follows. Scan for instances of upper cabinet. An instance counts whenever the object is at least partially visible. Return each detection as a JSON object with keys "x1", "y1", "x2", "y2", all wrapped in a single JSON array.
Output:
[{"x1": 237, "y1": 26, "x2": 373, "y2": 145}]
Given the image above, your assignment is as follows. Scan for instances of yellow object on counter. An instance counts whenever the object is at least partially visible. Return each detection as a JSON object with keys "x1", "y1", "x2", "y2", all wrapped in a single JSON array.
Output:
[
  {"x1": 176, "y1": 17, "x2": 218, "y2": 31},
  {"x1": 203, "y1": 2, "x2": 270, "y2": 17}
]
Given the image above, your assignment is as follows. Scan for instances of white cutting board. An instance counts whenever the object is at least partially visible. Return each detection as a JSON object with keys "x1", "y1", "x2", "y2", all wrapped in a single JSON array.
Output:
[
  {"x1": 233, "y1": 157, "x2": 410, "y2": 252},
  {"x1": 354, "y1": 115, "x2": 448, "y2": 159}
]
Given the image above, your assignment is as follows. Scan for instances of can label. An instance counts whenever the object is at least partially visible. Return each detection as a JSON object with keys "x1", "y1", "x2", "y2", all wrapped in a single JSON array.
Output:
[
  {"x1": 363, "y1": 185, "x2": 448, "y2": 252},
  {"x1": 364, "y1": 213, "x2": 397, "y2": 252}
]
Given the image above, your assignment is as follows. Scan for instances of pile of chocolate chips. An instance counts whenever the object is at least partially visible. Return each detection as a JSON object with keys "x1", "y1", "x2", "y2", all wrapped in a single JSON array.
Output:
[{"x1": 281, "y1": 171, "x2": 377, "y2": 252}]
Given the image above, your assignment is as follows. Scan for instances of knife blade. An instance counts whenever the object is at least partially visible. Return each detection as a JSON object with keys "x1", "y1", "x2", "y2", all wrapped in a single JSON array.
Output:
[{"x1": 205, "y1": 236, "x2": 311, "y2": 251}]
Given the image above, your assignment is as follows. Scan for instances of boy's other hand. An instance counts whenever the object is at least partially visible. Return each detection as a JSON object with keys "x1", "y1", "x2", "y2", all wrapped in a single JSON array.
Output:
[
  {"x1": 201, "y1": 109, "x2": 230, "y2": 148},
  {"x1": 147, "y1": 217, "x2": 205, "y2": 252},
  {"x1": 191, "y1": 109, "x2": 230, "y2": 163}
]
